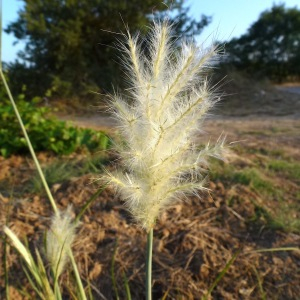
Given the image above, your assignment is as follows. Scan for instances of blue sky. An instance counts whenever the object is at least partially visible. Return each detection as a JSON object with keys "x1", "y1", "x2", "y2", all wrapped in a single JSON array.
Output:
[{"x1": 2, "y1": 0, "x2": 299, "y2": 63}]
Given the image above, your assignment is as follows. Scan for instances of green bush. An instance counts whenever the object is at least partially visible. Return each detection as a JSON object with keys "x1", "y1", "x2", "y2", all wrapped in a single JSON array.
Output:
[{"x1": 0, "y1": 95, "x2": 110, "y2": 157}]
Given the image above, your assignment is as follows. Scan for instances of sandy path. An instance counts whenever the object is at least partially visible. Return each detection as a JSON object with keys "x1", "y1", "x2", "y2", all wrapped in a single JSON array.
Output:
[
  {"x1": 59, "y1": 114, "x2": 117, "y2": 131},
  {"x1": 58, "y1": 113, "x2": 300, "y2": 151},
  {"x1": 276, "y1": 85, "x2": 300, "y2": 95},
  {"x1": 57, "y1": 86, "x2": 300, "y2": 143}
]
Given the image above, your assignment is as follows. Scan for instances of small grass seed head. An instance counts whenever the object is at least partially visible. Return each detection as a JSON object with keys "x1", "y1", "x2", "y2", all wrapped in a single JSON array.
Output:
[{"x1": 45, "y1": 206, "x2": 78, "y2": 278}]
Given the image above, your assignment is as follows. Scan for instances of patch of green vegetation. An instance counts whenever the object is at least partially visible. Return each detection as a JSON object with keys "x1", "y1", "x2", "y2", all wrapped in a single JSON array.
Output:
[
  {"x1": 243, "y1": 127, "x2": 291, "y2": 136},
  {"x1": 243, "y1": 130, "x2": 267, "y2": 136},
  {"x1": 237, "y1": 145, "x2": 285, "y2": 158},
  {"x1": 0, "y1": 96, "x2": 110, "y2": 157},
  {"x1": 267, "y1": 160, "x2": 300, "y2": 180},
  {"x1": 209, "y1": 160, "x2": 233, "y2": 182},
  {"x1": 234, "y1": 145, "x2": 289, "y2": 160},
  {"x1": 246, "y1": 197, "x2": 299, "y2": 233},
  {"x1": 250, "y1": 201, "x2": 285, "y2": 231},
  {"x1": 275, "y1": 204, "x2": 300, "y2": 233},
  {"x1": 210, "y1": 161, "x2": 277, "y2": 196},
  {"x1": 269, "y1": 126, "x2": 288, "y2": 134},
  {"x1": 249, "y1": 170, "x2": 276, "y2": 195},
  {"x1": 30, "y1": 154, "x2": 108, "y2": 194},
  {"x1": 268, "y1": 149, "x2": 286, "y2": 157},
  {"x1": 210, "y1": 155, "x2": 299, "y2": 233}
]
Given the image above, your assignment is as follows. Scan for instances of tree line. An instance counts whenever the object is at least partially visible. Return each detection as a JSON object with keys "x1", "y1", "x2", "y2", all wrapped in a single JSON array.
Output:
[
  {"x1": 224, "y1": 4, "x2": 300, "y2": 83},
  {"x1": 4, "y1": 1, "x2": 300, "y2": 101}
]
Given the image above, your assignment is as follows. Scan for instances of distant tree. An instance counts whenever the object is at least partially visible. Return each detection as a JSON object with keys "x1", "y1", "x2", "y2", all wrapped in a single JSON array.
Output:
[
  {"x1": 225, "y1": 4, "x2": 300, "y2": 82},
  {"x1": 5, "y1": 0, "x2": 211, "y2": 99}
]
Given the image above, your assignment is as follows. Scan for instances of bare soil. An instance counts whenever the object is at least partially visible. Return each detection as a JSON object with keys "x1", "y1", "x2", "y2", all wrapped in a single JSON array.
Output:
[{"x1": 0, "y1": 84, "x2": 300, "y2": 299}]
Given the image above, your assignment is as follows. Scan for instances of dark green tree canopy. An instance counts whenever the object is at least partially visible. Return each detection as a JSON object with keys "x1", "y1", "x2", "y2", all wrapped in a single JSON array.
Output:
[
  {"x1": 225, "y1": 4, "x2": 300, "y2": 82},
  {"x1": 6, "y1": 0, "x2": 210, "y2": 99}
]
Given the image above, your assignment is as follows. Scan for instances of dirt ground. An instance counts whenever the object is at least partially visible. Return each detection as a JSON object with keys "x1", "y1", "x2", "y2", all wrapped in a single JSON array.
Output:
[{"x1": 0, "y1": 83, "x2": 299, "y2": 299}]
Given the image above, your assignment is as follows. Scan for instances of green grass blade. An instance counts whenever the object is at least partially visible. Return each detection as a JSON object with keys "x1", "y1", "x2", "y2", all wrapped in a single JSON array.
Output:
[
  {"x1": 22, "y1": 265, "x2": 45, "y2": 300},
  {"x1": 111, "y1": 240, "x2": 119, "y2": 300},
  {"x1": 0, "y1": 0, "x2": 57, "y2": 213},
  {"x1": 161, "y1": 289, "x2": 170, "y2": 300},
  {"x1": 86, "y1": 278, "x2": 94, "y2": 300},
  {"x1": 0, "y1": 0, "x2": 2, "y2": 71},
  {"x1": 35, "y1": 250, "x2": 56, "y2": 299},
  {"x1": 2, "y1": 235, "x2": 10, "y2": 300},
  {"x1": 248, "y1": 247, "x2": 299, "y2": 254},
  {"x1": 0, "y1": 69, "x2": 58, "y2": 214},
  {"x1": 68, "y1": 250, "x2": 87, "y2": 300},
  {"x1": 202, "y1": 249, "x2": 240, "y2": 300},
  {"x1": 52, "y1": 238, "x2": 68, "y2": 298},
  {"x1": 253, "y1": 267, "x2": 266, "y2": 300},
  {"x1": 75, "y1": 183, "x2": 108, "y2": 223},
  {"x1": 122, "y1": 271, "x2": 132, "y2": 300}
]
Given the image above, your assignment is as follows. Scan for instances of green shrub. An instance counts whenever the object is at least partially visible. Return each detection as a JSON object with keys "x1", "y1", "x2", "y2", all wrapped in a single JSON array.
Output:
[{"x1": 0, "y1": 95, "x2": 110, "y2": 157}]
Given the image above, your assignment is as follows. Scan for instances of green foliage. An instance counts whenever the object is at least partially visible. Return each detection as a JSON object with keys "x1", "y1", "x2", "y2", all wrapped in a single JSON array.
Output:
[
  {"x1": 250, "y1": 202, "x2": 285, "y2": 231},
  {"x1": 5, "y1": 0, "x2": 210, "y2": 98},
  {"x1": 267, "y1": 159, "x2": 300, "y2": 180},
  {"x1": 210, "y1": 162, "x2": 276, "y2": 196},
  {"x1": 210, "y1": 154, "x2": 300, "y2": 233},
  {"x1": 0, "y1": 95, "x2": 110, "y2": 157},
  {"x1": 225, "y1": 4, "x2": 300, "y2": 82}
]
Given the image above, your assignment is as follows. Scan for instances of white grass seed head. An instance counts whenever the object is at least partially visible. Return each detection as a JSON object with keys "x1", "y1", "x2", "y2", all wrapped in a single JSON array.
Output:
[
  {"x1": 45, "y1": 206, "x2": 78, "y2": 278},
  {"x1": 105, "y1": 21, "x2": 225, "y2": 231}
]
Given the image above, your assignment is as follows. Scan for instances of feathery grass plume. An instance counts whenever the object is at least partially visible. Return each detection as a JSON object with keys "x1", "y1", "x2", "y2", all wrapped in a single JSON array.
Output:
[
  {"x1": 106, "y1": 21, "x2": 224, "y2": 231},
  {"x1": 45, "y1": 206, "x2": 78, "y2": 278}
]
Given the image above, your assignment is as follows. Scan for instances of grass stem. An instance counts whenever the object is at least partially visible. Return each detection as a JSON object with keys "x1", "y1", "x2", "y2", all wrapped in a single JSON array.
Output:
[
  {"x1": 0, "y1": 69, "x2": 58, "y2": 214},
  {"x1": 0, "y1": 0, "x2": 2, "y2": 71},
  {"x1": 68, "y1": 250, "x2": 87, "y2": 300},
  {"x1": 111, "y1": 241, "x2": 119, "y2": 300},
  {"x1": 146, "y1": 228, "x2": 153, "y2": 300},
  {"x1": 0, "y1": 1, "x2": 57, "y2": 213}
]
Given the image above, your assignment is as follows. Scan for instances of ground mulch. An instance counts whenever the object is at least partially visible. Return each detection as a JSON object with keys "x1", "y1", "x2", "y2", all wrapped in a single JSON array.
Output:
[{"x1": 0, "y1": 151, "x2": 299, "y2": 299}]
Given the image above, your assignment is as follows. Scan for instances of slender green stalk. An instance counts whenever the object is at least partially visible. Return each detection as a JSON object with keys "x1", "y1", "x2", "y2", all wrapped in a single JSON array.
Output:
[
  {"x1": 68, "y1": 250, "x2": 87, "y2": 300},
  {"x1": 111, "y1": 241, "x2": 119, "y2": 300},
  {"x1": 253, "y1": 267, "x2": 266, "y2": 300},
  {"x1": 0, "y1": 69, "x2": 58, "y2": 214},
  {"x1": 249, "y1": 247, "x2": 299, "y2": 253},
  {"x1": 75, "y1": 184, "x2": 108, "y2": 223},
  {"x1": 0, "y1": 0, "x2": 58, "y2": 213},
  {"x1": 202, "y1": 250, "x2": 240, "y2": 300},
  {"x1": 0, "y1": 0, "x2": 2, "y2": 71},
  {"x1": 122, "y1": 271, "x2": 132, "y2": 300},
  {"x1": 2, "y1": 236, "x2": 10, "y2": 300},
  {"x1": 146, "y1": 228, "x2": 153, "y2": 300},
  {"x1": 54, "y1": 282, "x2": 63, "y2": 300},
  {"x1": 0, "y1": 70, "x2": 87, "y2": 299},
  {"x1": 0, "y1": 5, "x2": 87, "y2": 298},
  {"x1": 0, "y1": 4, "x2": 57, "y2": 213}
]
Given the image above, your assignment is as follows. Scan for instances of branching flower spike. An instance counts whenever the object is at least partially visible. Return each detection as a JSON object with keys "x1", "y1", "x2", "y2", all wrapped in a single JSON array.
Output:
[{"x1": 106, "y1": 21, "x2": 224, "y2": 231}]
